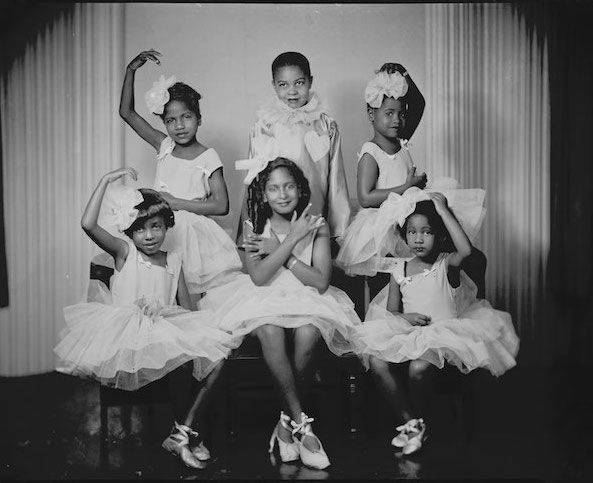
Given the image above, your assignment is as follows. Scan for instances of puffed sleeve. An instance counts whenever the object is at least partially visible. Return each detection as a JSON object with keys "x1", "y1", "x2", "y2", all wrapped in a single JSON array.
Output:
[{"x1": 324, "y1": 116, "x2": 352, "y2": 240}]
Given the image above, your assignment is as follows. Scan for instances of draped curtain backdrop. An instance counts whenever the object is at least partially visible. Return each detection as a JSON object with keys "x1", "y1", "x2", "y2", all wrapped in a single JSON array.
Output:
[
  {"x1": 424, "y1": 3, "x2": 550, "y2": 363},
  {"x1": 0, "y1": 3, "x2": 124, "y2": 375}
]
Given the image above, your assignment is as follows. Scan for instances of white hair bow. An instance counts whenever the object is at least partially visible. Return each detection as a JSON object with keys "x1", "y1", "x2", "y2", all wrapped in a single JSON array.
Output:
[
  {"x1": 364, "y1": 71, "x2": 408, "y2": 109},
  {"x1": 111, "y1": 187, "x2": 143, "y2": 232},
  {"x1": 145, "y1": 75, "x2": 177, "y2": 115}
]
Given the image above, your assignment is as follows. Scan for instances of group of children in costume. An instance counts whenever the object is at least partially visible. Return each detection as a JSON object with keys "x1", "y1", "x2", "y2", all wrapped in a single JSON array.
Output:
[{"x1": 54, "y1": 48, "x2": 520, "y2": 470}]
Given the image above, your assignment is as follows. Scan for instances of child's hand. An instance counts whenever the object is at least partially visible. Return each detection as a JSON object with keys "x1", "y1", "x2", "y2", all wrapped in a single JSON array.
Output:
[
  {"x1": 378, "y1": 62, "x2": 406, "y2": 75},
  {"x1": 406, "y1": 166, "x2": 427, "y2": 189},
  {"x1": 127, "y1": 49, "x2": 161, "y2": 71},
  {"x1": 102, "y1": 167, "x2": 138, "y2": 184},
  {"x1": 402, "y1": 312, "x2": 431, "y2": 326},
  {"x1": 244, "y1": 232, "x2": 281, "y2": 260},
  {"x1": 288, "y1": 204, "x2": 325, "y2": 242},
  {"x1": 427, "y1": 192, "x2": 449, "y2": 215},
  {"x1": 158, "y1": 191, "x2": 178, "y2": 210}
]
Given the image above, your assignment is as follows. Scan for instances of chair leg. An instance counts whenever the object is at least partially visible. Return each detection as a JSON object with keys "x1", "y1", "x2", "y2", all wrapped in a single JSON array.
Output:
[
  {"x1": 462, "y1": 375, "x2": 475, "y2": 441},
  {"x1": 99, "y1": 391, "x2": 109, "y2": 468}
]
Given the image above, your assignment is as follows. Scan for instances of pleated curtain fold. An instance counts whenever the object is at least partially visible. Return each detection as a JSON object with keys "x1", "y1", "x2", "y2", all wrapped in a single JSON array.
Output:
[
  {"x1": 0, "y1": 3, "x2": 124, "y2": 375},
  {"x1": 424, "y1": 3, "x2": 550, "y2": 337}
]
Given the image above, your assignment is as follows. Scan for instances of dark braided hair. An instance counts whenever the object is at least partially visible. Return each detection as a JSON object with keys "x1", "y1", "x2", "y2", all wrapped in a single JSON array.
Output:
[
  {"x1": 123, "y1": 189, "x2": 175, "y2": 238},
  {"x1": 158, "y1": 82, "x2": 202, "y2": 120},
  {"x1": 247, "y1": 158, "x2": 311, "y2": 234},
  {"x1": 397, "y1": 200, "x2": 455, "y2": 253}
]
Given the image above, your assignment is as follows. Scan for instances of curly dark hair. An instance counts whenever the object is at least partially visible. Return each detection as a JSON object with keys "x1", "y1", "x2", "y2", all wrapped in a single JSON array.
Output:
[
  {"x1": 158, "y1": 82, "x2": 202, "y2": 120},
  {"x1": 397, "y1": 200, "x2": 455, "y2": 253},
  {"x1": 271, "y1": 51, "x2": 312, "y2": 81},
  {"x1": 123, "y1": 188, "x2": 175, "y2": 238},
  {"x1": 247, "y1": 158, "x2": 311, "y2": 234}
]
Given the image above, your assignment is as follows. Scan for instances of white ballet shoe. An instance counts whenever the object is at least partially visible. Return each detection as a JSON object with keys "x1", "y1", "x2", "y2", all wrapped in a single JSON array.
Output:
[
  {"x1": 399, "y1": 418, "x2": 427, "y2": 455},
  {"x1": 162, "y1": 422, "x2": 206, "y2": 469},
  {"x1": 291, "y1": 412, "x2": 330, "y2": 470},
  {"x1": 190, "y1": 440, "x2": 211, "y2": 461},
  {"x1": 269, "y1": 411, "x2": 300, "y2": 463},
  {"x1": 391, "y1": 418, "x2": 418, "y2": 448}
]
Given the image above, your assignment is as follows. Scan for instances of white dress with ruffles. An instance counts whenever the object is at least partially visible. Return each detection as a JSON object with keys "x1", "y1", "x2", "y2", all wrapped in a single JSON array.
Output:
[
  {"x1": 55, "y1": 242, "x2": 236, "y2": 390},
  {"x1": 156, "y1": 137, "x2": 242, "y2": 294},
  {"x1": 354, "y1": 253, "x2": 520, "y2": 376},
  {"x1": 337, "y1": 141, "x2": 414, "y2": 275},
  {"x1": 199, "y1": 220, "x2": 362, "y2": 355}
]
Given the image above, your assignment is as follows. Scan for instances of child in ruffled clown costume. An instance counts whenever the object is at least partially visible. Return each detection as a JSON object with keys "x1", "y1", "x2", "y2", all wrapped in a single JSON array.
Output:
[{"x1": 235, "y1": 51, "x2": 351, "y2": 253}]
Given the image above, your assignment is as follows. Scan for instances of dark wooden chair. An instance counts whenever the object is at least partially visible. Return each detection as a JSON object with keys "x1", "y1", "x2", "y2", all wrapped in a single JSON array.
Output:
[{"x1": 90, "y1": 262, "x2": 173, "y2": 467}]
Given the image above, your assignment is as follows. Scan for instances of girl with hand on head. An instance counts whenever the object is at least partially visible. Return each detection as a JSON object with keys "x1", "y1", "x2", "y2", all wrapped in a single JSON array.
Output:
[
  {"x1": 337, "y1": 63, "x2": 427, "y2": 282},
  {"x1": 55, "y1": 168, "x2": 236, "y2": 468},
  {"x1": 119, "y1": 49, "x2": 242, "y2": 300},
  {"x1": 337, "y1": 62, "x2": 488, "y2": 299},
  {"x1": 200, "y1": 158, "x2": 363, "y2": 470},
  {"x1": 353, "y1": 190, "x2": 519, "y2": 456},
  {"x1": 236, "y1": 51, "x2": 351, "y2": 254}
]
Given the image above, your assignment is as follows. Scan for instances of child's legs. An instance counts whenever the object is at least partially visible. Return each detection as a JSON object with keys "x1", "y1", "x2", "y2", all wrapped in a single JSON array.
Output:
[
  {"x1": 253, "y1": 324, "x2": 302, "y2": 420},
  {"x1": 369, "y1": 356, "x2": 414, "y2": 423},
  {"x1": 408, "y1": 359, "x2": 434, "y2": 418},
  {"x1": 182, "y1": 360, "x2": 226, "y2": 430},
  {"x1": 292, "y1": 324, "x2": 322, "y2": 401},
  {"x1": 168, "y1": 362, "x2": 195, "y2": 423}
]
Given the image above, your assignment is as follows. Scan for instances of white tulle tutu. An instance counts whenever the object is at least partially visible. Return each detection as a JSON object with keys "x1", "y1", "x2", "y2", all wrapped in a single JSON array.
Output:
[
  {"x1": 161, "y1": 210, "x2": 242, "y2": 294},
  {"x1": 337, "y1": 178, "x2": 486, "y2": 276},
  {"x1": 55, "y1": 281, "x2": 235, "y2": 390},
  {"x1": 353, "y1": 255, "x2": 519, "y2": 376},
  {"x1": 199, "y1": 270, "x2": 362, "y2": 356}
]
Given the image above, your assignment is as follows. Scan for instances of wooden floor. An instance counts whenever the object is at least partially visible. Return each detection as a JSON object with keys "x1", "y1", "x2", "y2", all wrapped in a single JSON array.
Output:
[{"x1": 0, "y1": 364, "x2": 590, "y2": 482}]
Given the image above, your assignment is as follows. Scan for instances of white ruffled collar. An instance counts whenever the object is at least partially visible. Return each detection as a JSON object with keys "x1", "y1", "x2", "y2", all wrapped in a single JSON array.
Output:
[{"x1": 256, "y1": 91, "x2": 328, "y2": 127}]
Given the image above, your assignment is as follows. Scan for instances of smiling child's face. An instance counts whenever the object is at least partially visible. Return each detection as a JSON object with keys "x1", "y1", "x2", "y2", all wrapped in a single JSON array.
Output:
[{"x1": 272, "y1": 65, "x2": 312, "y2": 109}]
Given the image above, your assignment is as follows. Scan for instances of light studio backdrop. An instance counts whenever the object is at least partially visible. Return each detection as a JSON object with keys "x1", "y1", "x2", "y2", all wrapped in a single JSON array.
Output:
[{"x1": 1, "y1": 3, "x2": 558, "y2": 375}]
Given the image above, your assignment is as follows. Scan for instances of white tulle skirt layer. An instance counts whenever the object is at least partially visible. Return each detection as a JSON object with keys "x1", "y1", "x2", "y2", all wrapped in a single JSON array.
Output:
[
  {"x1": 162, "y1": 211, "x2": 243, "y2": 294},
  {"x1": 199, "y1": 272, "x2": 362, "y2": 356},
  {"x1": 354, "y1": 286, "x2": 520, "y2": 377},
  {"x1": 55, "y1": 282, "x2": 236, "y2": 390},
  {"x1": 337, "y1": 179, "x2": 486, "y2": 277}
]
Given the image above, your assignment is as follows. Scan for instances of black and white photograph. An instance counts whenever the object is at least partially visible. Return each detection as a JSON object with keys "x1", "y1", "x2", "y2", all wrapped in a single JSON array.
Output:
[{"x1": 0, "y1": 1, "x2": 591, "y2": 481}]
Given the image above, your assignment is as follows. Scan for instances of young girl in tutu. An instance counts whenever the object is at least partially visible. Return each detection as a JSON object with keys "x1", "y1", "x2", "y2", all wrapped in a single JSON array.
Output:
[
  {"x1": 200, "y1": 158, "x2": 363, "y2": 469},
  {"x1": 236, "y1": 51, "x2": 351, "y2": 247},
  {"x1": 337, "y1": 63, "x2": 487, "y2": 298},
  {"x1": 353, "y1": 190, "x2": 520, "y2": 455},
  {"x1": 54, "y1": 168, "x2": 236, "y2": 469},
  {"x1": 120, "y1": 49, "x2": 241, "y2": 298}
]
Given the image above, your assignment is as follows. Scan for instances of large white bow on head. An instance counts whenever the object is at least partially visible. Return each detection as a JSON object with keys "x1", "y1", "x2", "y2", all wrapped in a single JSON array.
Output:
[
  {"x1": 145, "y1": 75, "x2": 177, "y2": 115},
  {"x1": 365, "y1": 71, "x2": 409, "y2": 109}
]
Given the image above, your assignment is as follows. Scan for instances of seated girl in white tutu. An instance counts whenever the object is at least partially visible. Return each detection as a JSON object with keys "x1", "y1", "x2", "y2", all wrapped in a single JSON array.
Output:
[
  {"x1": 120, "y1": 49, "x2": 242, "y2": 299},
  {"x1": 54, "y1": 167, "x2": 236, "y2": 469},
  {"x1": 353, "y1": 190, "x2": 519, "y2": 456},
  {"x1": 199, "y1": 158, "x2": 363, "y2": 469},
  {"x1": 337, "y1": 63, "x2": 487, "y2": 298}
]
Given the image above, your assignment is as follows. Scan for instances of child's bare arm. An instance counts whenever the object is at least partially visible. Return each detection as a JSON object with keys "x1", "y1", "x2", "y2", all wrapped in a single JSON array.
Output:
[
  {"x1": 428, "y1": 192, "x2": 472, "y2": 268},
  {"x1": 159, "y1": 167, "x2": 229, "y2": 216},
  {"x1": 386, "y1": 276, "x2": 431, "y2": 326},
  {"x1": 357, "y1": 154, "x2": 425, "y2": 208},
  {"x1": 119, "y1": 50, "x2": 166, "y2": 151},
  {"x1": 81, "y1": 168, "x2": 135, "y2": 269}
]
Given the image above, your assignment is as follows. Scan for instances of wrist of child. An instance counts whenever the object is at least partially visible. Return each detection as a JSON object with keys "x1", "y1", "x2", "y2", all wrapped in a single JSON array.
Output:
[{"x1": 285, "y1": 255, "x2": 298, "y2": 270}]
